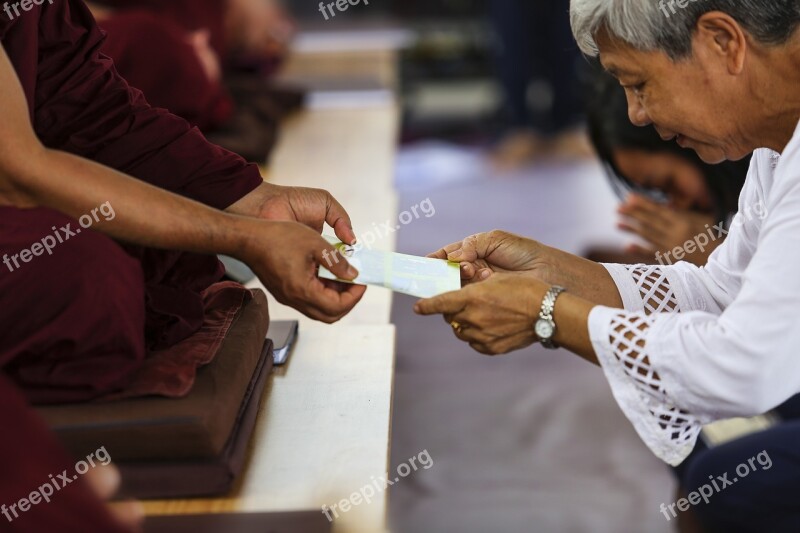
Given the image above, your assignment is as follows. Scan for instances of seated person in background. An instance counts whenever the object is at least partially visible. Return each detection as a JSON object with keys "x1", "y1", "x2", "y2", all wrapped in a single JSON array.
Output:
[
  {"x1": 0, "y1": 0, "x2": 364, "y2": 405},
  {"x1": 0, "y1": 375, "x2": 141, "y2": 532},
  {"x1": 585, "y1": 64, "x2": 749, "y2": 266},
  {"x1": 489, "y1": 0, "x2": 593, "y2": 167},
  {"x1": 88, "y1": 0, "x2": 295, "y2": 74},
  {"x1": 87, "y1": 0, "x2": 299, "y2": 160}
]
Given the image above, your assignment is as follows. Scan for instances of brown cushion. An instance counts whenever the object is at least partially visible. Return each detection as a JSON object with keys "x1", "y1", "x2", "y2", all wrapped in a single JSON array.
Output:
[
  {"x1": 36, "y1": 290, "x2": 270, "y2": 461},
  {"x1": 117, "y1": 338, "x2": 273, "y2": 499}
]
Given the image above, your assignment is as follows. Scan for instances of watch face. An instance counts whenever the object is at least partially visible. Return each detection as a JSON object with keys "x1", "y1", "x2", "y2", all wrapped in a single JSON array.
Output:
[{"x1": 535, "y1": 319, "x2": 555, "y2": 340}]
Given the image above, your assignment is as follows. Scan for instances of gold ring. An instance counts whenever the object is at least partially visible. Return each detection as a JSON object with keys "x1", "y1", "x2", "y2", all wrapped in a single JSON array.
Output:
[{"x1": 450, "y1": 321, "x2": 463, "y2": 333}]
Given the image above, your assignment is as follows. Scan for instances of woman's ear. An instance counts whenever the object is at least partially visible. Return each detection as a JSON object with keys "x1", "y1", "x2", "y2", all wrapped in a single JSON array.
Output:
[{"x1": 695, "y1": 12, "x2": 747, "y2": 75}]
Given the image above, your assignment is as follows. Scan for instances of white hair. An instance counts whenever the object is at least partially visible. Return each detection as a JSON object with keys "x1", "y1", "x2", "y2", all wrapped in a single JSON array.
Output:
[{"x1": 570, "y1": 0, "x2": 800, "y2": 59}]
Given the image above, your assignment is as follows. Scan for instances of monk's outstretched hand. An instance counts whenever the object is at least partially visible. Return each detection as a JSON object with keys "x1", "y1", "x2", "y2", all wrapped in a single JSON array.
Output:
[
  {"x1": 238, "y1": 220, "x2": 366, "y2": 323},
  {"x1": 228, "y1": 183, "x2": 357, "y2": 246}
]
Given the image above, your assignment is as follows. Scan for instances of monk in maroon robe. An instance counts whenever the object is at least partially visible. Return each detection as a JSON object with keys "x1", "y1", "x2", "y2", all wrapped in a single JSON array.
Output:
[
  {"x1": 0, "y1": 0, "x2": 365, "y2": 405},
  {"x1": 82, "y1": 0, "x2": 294, "y2": 131},
  {"x1": 0, "y1": 0, "x2": 365, "y2": 529}
]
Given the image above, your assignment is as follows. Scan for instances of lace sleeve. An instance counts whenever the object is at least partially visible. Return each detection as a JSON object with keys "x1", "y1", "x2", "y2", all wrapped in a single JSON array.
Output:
[
  {"x1": 591, "y1": 264, "x2": 704, "y2": 465},
  {"x1": 602, "y1": 264, "x2": 679, "y2": 314}
]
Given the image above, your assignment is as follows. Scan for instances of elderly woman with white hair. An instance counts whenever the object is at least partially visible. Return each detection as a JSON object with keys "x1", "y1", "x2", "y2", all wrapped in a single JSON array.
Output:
[{"x1": 415, "y1": 1, "x2": 800, "y2": 531}]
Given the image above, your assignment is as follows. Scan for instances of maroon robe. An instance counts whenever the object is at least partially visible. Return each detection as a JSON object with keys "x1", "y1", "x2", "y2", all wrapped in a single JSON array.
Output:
[
  {"x1": 0, "y1": 0, "x2": 264, "y2": 403},
  {"x1": 95, "y1": 0, "x2": 228, "y2": 57},
  {"x1": 0, "y1": 374, "x2": 130, "y2": 532},
  {"x1": 94, "y1": 0, "x2": 285, "y2": 76},
  {"x1": 98, "y1": 10, "x2": 233, "y2": 131}
]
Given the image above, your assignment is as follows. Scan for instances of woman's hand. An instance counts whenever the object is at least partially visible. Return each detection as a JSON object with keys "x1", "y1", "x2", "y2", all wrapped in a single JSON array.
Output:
[
  {"x1": 429, "y1": 229, "x2": 624, "y2": 308},
  {"x1": 237, "y1": 220, "x2": 366, "y2": 323},
  {"x1": 414, "y1": 274, "x2": 545, "y2": 355},
  {"x1": 618, "y1": 194, "x2": 719, "y2": 265},
  {"x1": 428, "y1": 230, "x2": 551, "y2": 284}
]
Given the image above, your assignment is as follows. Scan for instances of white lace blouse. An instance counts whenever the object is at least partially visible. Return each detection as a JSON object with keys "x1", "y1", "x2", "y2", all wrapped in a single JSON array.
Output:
[{"x1": 586, "y1": 127, "x2": 800, "y2": 466}]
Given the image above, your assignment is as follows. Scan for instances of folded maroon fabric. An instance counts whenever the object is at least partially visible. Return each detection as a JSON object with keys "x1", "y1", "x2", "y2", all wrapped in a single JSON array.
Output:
[
  {"x1": 37, "y1": 290, "x2": 271, "y2": 463},
  {"x1": 102, "y1": 282, "x2": 252, "y2": 400}
]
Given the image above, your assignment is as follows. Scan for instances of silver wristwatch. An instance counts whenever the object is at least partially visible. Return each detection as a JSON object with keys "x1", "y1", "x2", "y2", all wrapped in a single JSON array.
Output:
[{"x1": 535, "y1": 285, "x2": 566, "y2": 349}]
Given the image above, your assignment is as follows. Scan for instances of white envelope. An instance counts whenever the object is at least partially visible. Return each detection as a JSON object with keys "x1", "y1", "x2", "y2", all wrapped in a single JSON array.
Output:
[{"x1": 318, "y1": 237, "x2": 461, "y2": 299}]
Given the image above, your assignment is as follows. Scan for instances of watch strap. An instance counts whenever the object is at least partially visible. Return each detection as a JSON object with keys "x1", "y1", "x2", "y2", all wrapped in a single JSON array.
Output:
[{"x1": 538, "y1": 285, "x2": 566, "y2": 348}]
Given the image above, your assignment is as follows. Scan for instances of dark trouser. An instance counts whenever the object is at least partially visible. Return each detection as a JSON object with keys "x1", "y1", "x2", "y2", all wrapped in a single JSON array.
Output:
[
  {"x1": 675, "y1": 397, "x2": 800, "y2": 532},
  {"x1": 0, "y1": 206, "x2": 222, "y2": 404},
  {"x1": 489, "y1": 0, "x2": 583, "y2": 134}
]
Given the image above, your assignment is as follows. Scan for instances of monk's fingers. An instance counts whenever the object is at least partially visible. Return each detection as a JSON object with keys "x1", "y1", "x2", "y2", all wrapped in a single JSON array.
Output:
[
  {"x1": 301, "y1": 277, "x2": 366, "y2": 322},
  {"x1": 315, "y1": 242, "x2": 358, "y2": 281},
  {"x1": 107, "y1": 501, "x2": 145, "y2": 531},
  {"x1": 83, "y1": 465, "x2": 121, "y2": 501},
  {"x1": 326, "y1": 195, "x2": 357, "y2": 245}
]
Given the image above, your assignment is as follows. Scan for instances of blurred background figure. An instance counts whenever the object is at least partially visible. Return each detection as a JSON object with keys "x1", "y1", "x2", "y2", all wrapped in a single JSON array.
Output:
[
  {"x1": 489, "y1": 0, "x2": 592, "y2": 167},
  {"x1": 88, "y1": 0, "x2": 303, "y2": 162},
  {"x1": 584, "y1": 64, "x2": 750, "y2": 266}
]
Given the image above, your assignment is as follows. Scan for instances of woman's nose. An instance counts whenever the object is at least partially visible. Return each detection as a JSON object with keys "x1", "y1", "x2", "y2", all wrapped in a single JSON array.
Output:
[{"x1": 626, "y1": 95, "x2": 651, "y2": 127}]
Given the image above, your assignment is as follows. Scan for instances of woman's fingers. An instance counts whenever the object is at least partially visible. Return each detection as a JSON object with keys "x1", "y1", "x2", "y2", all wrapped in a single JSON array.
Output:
[
  {"x1": 415, "y1": 290, "x2": 467, "y2": 316},
  {"x1": 427, "y1": 241, "x2": 465, "y2": 260},
  {"x1": 618, "y1": 210, "x2": 669, "y2": 243}
]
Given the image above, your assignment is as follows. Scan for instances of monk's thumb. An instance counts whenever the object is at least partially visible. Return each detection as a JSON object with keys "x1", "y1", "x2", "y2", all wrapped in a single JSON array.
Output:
[{"x1": 318, "y1": 245, "x2": 359, "y2": 280}]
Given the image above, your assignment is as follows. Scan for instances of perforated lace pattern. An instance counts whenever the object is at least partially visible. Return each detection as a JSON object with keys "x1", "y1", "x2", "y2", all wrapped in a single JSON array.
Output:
[
  {"x1": 607, "y1": 310, "x2": 703, "y2": 450},
  {"x1": 627, "y1": 265, "x2": 679, "y2": 315}
]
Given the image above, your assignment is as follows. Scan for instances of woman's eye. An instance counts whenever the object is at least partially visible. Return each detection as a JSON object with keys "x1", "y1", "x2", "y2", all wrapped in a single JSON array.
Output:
[{"x1": 622, "y1": 82, "x2": 646, "y2": 96}]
